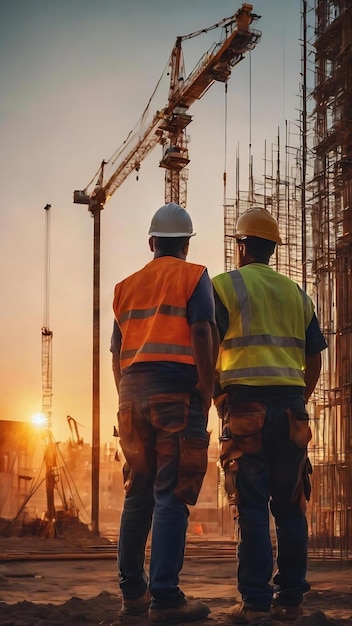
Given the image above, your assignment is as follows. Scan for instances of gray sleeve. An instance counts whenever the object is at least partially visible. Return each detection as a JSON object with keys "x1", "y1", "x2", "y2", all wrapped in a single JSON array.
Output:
[
  {"x1": 187, "y1": 269, "x2": 216, "y2": 325},
  {"x1": 110, "y1": 319, "x2": 121, "y2": 354},
  {"x1": 305, "y1": 313, "x2": 328, "y2": 356},
  {"x1": 213, "y1": 288, "x2": 229, "y2": 343}
]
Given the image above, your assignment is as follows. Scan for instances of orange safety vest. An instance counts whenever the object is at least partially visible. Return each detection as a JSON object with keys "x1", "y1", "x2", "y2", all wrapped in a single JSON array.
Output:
[{"x1": 113, "y1": 256, "x2": 205, "y2": 371}]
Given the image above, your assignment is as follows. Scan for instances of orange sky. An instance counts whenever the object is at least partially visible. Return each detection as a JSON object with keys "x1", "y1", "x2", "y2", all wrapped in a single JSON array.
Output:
[{"x1": 0, "y1": 0, "x2": 302, "y2": 444}]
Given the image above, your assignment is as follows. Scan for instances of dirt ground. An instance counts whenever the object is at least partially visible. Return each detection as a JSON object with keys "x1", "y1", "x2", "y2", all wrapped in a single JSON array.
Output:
[{"x1": 0, "y1": 534, "x2": 351, "y2": 626}]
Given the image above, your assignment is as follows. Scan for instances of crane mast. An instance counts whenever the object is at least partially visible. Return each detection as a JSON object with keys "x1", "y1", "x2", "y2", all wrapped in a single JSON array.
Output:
[
  {"x1": 42, "y1": 204, "x2": 53, "y2": 428},
  {"x1": 74, "y1": 3, "x2": 261, "y2": 210},
  {"x1": 41, "y1": 203, "x2": 59, "y2": 536}
]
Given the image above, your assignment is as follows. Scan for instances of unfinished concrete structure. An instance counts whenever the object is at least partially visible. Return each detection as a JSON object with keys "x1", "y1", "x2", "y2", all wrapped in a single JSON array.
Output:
[{"x1": 223, "y1": 0, "x2": 352, "y2": 558}]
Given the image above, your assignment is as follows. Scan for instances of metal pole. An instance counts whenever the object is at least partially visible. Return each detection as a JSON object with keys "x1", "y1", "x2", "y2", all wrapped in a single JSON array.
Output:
[{"x1": 91, "y1": 203, "x2": 102, "y2": 535}]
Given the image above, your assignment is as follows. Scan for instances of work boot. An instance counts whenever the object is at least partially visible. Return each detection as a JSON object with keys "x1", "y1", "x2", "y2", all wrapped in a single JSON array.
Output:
[
  {"x1": 117, "y1": 589, "x2": 151, "y2": 619},
  {"x1": 228, "y1": 601, "x2": 271, "y2": 624},
  {"x1": 148, "y1": 597, "x2": 210, "y2": 624},
  {"x1": 271, "y1": 603, "x2": 303, "y2": 621}
]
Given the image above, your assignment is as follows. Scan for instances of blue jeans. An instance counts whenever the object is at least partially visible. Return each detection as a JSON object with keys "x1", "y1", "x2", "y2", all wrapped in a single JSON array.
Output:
[
  {"x1": 224, "y1": 390, "x2": 311, "y2": 610},
  {"x1": 117, "y1": 369, "x2": 209, "y2": 608}
]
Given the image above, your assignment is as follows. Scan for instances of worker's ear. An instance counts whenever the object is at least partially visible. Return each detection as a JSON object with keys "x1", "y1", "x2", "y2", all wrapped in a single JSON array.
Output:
[
  {"x1": 149, "y1": 236, "x2": 155, "y2": 252},
  {"x1": 182, "y1": 240, "x2": 190, "y2": 257},
  {"x1": 238, "y1": 241, "x2": 246, "y2": 257},
  {"x1": 235, "y1": 241, "x2": 246, "y2": 267}
]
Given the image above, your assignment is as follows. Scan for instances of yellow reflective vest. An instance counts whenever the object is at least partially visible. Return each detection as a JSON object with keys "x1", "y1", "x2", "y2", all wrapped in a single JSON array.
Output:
[
  {"x1": 212, "y1": 263, "x2": 314, "y2": 387},
  {"x1": 113, "y1": 256, "x2": 205, "y2": 371}
]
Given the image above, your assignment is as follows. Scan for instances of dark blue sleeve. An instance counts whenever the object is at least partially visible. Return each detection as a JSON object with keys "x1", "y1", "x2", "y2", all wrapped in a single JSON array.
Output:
[
  {"x1": 110, "y1": 318, "x2": 121, "y2": 354},
  {"x1": 213, "y1": 288, "x2": 229, "y2": 343},
  {"x1": 305, "y1": 313, "x2": 327, "y2": 356},
  {"x1": 187, "y1": 269, "x2": 216, "y2": 325}
]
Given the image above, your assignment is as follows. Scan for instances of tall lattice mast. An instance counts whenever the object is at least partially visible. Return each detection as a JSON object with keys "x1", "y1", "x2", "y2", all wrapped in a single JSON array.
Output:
[
  {"x1": 41, "y1": 203, "x2": 58, "y2": 535},
  {"x1": 42, "y1": 204, "x2": 53, "y2": 429}
]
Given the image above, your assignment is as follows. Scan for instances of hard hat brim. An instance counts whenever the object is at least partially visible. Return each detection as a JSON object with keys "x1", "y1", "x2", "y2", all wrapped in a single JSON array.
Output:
[
  {"x1": 229, "y1": 232, "x2": 283, "y2": 245},
  {"x1": 149, "y1": 231, "x2": 196, "y2": 237}
]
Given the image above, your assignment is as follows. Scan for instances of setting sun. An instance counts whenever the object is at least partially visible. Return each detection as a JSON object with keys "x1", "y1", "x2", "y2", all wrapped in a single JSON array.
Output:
[{"x1": 31, "y1": 412, "x2": 48, "y2": 429}]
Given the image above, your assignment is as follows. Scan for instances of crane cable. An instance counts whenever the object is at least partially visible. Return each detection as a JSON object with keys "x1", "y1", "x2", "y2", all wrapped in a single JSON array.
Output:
[
  {"x1": 83, "y1": 53, "x2": 173, "y2": 192},
  {"x1": 110, "y1": 53, "x2": 172, "y2": 168},
  {"x1": 219, "y1": 79, "x2": 228, "y2": 498},
  {"x1": 248, "y1": 51, "x2": 254, "y2": 203},
  {"x1": 179, "y1": 13, "x2": 237, "y2": 40},
  {"x1": 223, "y1": 81, "x2": 228, "y2": 209}
]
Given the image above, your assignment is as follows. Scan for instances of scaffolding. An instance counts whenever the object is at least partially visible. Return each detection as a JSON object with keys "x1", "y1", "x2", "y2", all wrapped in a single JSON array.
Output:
[
  {"x1": 224, "y1": 129, "x2": 304, "y2": 284},
  {"x1": 307, "y1": 0, "x2": 352, "y2": 559},
  {"x1": 222, "y1": 0, "x2": 352, "y2": 558}
]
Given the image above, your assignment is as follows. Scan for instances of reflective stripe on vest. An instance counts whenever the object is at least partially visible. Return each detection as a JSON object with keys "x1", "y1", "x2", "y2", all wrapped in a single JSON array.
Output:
[
  {"x1": 222, "y1": 334, "x2": 306, "y2": 349},
  {"x1": 121, "y1": 342, "x2": 193, "y2": 361},
  {"x1": 119, "y1": 304, "x2": 187, "y2": 324},
  {"x1": 114, "y1": 257, "x2": 205, "y2": 370},
  {"x1": 213, "y1": 264, "x2": 314, "y2": 387}
]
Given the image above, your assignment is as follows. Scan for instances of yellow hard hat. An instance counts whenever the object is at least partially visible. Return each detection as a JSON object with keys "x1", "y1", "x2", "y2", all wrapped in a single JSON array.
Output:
[{"x1": 233, "y1": 207, "x2": 283, "y2": 245}]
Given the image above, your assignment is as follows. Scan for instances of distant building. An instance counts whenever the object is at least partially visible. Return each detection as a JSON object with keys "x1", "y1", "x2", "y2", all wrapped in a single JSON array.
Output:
[
  {"x1": 0, "y1": 420, "x2": 43, "y2": 522},
  {"x1": 0, "y1": 420, "x2": 227, "y2": 539}
]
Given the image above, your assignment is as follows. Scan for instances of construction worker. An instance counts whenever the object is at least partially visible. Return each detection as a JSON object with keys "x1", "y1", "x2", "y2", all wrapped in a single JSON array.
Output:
[
  {"x1": 110, "y1": 202, "x2": 218, "y2": 624},
  {"x1": 212, "y1": 208, "x2": 327, "y2": 624}
]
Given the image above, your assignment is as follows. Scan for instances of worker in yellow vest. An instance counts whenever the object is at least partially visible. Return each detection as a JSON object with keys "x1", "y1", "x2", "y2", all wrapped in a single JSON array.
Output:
[
  {"x1": 212, "y1": 208, "x2": 327, "y2": 624},
  {"x1": 110, "y1": 202, "x2": 218, "y2": 624}
]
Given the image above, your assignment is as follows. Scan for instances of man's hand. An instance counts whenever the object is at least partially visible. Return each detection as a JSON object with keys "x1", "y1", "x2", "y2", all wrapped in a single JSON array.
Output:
[
  {"x1": 191, "y1": 320, "x2": 216, "y2": 415},
  {"x1": 112, "y1": 353, "x2": 121, "y2": 391},
  {"x1": 214, "y1": 392, "x2": 229, "y2": 421},
  {"x1": 196, "y1": 384, "x2": 213, "y2": 415},
  {"x1": 304, "y1": 352, "x2": 322, "y2": 402}
]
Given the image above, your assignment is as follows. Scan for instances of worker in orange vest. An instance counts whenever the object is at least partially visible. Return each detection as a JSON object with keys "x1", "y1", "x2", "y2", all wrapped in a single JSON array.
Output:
[
  {"x1": 110, "y1": 202, "x2": 219, "y2": 624},
  {"x1": 212, "y1": 208, "x2": 327, "y2": 624}
]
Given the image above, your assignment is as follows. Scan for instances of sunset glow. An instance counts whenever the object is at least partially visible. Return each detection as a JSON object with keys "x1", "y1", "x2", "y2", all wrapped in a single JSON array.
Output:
[{"x1": 31, "y1": 412, "x2": 48, "y2": 429}]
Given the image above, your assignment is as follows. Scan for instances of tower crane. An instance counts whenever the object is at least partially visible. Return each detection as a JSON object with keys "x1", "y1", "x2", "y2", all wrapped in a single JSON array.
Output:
[
  {"x1": 36, "y1": 210, "x2": 80, "y2": 536},
  {"x1": 42, "y1": 204, "x2": 53, "y2": 428},
  {"x1": 73, "y1": 4, "x2": 261, "y2": 536},
  {"x1": 41, "y1": 203, "x2": 59, "y2": 537},
  {"x1": 74, "y1": 3, "x2": 261, "y2": 210}
]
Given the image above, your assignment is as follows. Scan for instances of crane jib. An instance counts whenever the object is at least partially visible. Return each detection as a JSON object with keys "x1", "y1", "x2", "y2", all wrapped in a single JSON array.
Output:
[{"x1": 73, "y1": 3, "x2": 261, "y2": 208}]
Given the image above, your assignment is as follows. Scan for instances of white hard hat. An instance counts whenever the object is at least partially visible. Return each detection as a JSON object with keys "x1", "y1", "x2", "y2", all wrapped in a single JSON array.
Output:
[{"x1": 148, "y1": 203, "x2": 196, "y2": 237}]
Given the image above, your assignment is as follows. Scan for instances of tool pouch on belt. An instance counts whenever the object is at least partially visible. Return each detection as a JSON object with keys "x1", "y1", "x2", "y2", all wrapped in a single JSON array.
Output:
[
  {"x1": 228, "y1": 401, "x2": 266, "y2": 455},
  {"x1": 219, "y1": 402, "x2": 266, "y2": 506},
  {"x1": 174, "y1": 433, "x2": 210, "y2": 505},
  {"x1": 214, "y1": 392, "x2": 229, "y2": 421},
  {"x1": 286, "y1": 407, "x2": 312, "y2": 448},
  {"x1": 220, "y1": 437, "x2": 240, "y2": 507}
]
